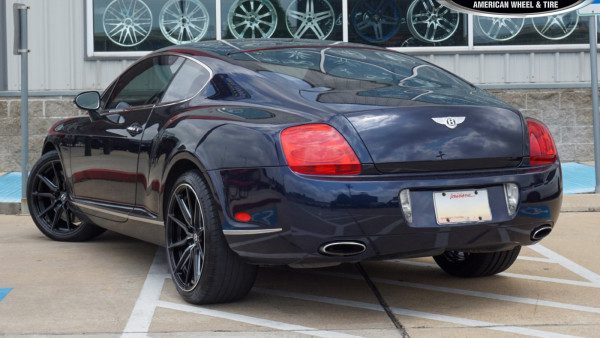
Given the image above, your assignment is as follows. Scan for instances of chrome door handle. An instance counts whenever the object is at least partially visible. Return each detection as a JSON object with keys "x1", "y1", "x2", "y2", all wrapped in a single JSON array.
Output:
[{"x1": 126, "y1": 123, "x2": 143, "y2": 136}]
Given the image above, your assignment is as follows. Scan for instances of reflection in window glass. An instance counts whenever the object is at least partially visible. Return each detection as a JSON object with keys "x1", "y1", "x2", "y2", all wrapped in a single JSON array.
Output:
[
  {"x1": 107, "y1": 56, "x2": 183, "y2": 109},
  {"x1": 161, "y1": 60, "x2": 211, "y2": 103},
  {"x1": 474, "y1": 12, "x2": 589, "y2": 46},
  {"x1": 220, "y1": 0, "x2": 343, "y2": 40},
  {"x1": 347, "y1": 0, "x2": 467, "y2": 47},
  {"x1": 93, "y1": 0, "x2": 216, "y2": 52},
  {"x1": 233, "y1": 47, "x2": 473, "y2": 90}
]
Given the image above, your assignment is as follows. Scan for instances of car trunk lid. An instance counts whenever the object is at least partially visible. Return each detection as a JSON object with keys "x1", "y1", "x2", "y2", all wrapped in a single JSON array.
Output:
[{"x1": 345, "y1": 106, "x2": 526, "y2": 173}]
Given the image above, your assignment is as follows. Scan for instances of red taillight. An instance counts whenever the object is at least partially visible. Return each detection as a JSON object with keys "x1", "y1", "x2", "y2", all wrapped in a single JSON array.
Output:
[
  {"x1": 281, "y1": 124, "x2": 361, "y2": 175},
  {"x1": 527, "y1": 118, "x2": 557, "y2": 166}
]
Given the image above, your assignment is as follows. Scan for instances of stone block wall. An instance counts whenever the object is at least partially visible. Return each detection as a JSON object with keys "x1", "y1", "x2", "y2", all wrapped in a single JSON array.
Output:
[
  {"x1": 0, "y1": 97, "x2": 84, "y2": 171},
  {"x1": 488, "y1": 89, "x2": 595, "y2": 162},
  {"x1": 0, "y1": 89, "x2": 596, "y2": 172}
]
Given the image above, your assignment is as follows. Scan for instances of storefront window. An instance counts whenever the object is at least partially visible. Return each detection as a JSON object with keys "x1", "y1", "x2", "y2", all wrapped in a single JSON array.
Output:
[
  {"x1": 347, "y1": 0, "x2": 468, "y2": 47},
  {"x1": 86, "y1": 0, "x2": 597, "y2": 58},
  {"x1": 91, "y1": 0, "x2": 217, "y2": 52},
  {"x1": 474, "y1": 13, "x2": 590, "y2": 46},
  {"x1": 219, "y1": 0, "x2": 343, "y2": 40}
]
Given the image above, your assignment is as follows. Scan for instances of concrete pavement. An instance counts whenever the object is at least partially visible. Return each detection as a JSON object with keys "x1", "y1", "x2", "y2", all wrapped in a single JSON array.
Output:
[{"x1": 0, "y1": 213, "x2": 600, "y2": 337}]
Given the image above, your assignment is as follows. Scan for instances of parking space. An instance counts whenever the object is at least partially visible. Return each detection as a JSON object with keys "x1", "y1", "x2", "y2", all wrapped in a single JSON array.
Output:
[{"x1": 1, "y1": 213, "x2": 600, "y2": 337}]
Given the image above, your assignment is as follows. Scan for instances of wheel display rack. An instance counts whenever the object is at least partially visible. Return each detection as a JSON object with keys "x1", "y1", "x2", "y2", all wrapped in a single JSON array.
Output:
[{"x1": 98, "y1": 0, "x2": 591, "y2": 48}]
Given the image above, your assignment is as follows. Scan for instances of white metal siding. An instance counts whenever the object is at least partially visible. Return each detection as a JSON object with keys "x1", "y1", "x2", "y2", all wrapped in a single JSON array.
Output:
[
  {"x1": 4, "y1": 0, "x2": 600, "y2": 91},
  {"x1": 5, "y1": 0, "x2": 134, "y2": 92}
]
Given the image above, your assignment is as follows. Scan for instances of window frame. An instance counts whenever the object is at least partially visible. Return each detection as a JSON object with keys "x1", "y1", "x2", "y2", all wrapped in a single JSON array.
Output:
[{"x1": 84, "y1": 0, "x2": 598, "y2": 60}]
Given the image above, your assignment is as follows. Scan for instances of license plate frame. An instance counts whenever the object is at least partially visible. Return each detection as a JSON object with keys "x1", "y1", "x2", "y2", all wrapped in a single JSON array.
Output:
[{"x1": 433, "y1": 189, "x2": 492, "y2": 225}]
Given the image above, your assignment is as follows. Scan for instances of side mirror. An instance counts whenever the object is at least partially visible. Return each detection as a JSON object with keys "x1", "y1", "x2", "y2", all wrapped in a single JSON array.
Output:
[{"x1": 74, "y1": 91, "x2": 101, "y2": 111}]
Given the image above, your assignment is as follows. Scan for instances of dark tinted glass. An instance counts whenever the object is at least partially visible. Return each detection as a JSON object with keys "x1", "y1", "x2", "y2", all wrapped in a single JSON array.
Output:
[
  {"x1": 235, "y1": 47, "x2": 474, "y2": 90},
  {"x1": 106, "y1": 56, "x2": 184, "y2": 110},
  {"x1": 161, "y1": 60, "x2": 211, "y2": 103}
]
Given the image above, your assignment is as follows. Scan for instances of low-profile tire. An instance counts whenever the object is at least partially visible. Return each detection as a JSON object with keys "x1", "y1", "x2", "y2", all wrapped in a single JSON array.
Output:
[
  {"x1": 433, "y1": 246, "x2": 521, "y2": 278},
  {"x1": 165, "y1": 170, "x2": 257, "y2": 304},
  {"x1": 27, "y1": 150, "x2": 106, "y2": 242}
]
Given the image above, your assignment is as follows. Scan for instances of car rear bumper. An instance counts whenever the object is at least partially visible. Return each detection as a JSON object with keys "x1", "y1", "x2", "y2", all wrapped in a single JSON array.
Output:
[{"x1": 208, "y1": 163, "x2": 562, "y2": 265}]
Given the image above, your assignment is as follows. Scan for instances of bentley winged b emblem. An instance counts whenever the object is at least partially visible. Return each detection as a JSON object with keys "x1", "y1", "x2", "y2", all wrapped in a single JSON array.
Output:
[{"x1": 432, "y1": 116, "x2": 465, "y2": 129}]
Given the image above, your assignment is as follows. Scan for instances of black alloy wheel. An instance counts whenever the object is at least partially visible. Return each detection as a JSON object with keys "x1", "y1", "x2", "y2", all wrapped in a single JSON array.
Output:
[
  {"x1": 166, "y1": 183, "x2": 205, "y2": 292},
  {"x1": 27, "y1": 151, "x2": 105, "y2": 241},
  {"x1": 164, "y1": 170, "x2": 257, "y2": 304}
]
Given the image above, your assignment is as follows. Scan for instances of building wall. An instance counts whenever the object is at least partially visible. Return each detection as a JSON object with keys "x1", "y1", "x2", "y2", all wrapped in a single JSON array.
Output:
[
  {"x1": 0, "y1": 89, "x2": 595, "y2": 172},
  {"x1": 4, "y1": 0, "x2": 600, "y2": 90}
]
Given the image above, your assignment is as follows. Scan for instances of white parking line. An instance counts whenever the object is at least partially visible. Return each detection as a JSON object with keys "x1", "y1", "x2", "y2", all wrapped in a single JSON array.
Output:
[
  {"x1": 122, "y1": 249, "x2": 364, "y2": 338},
  {"x1": 123, "y1": 243, "x2": 599, "y2": 337},
  {"x1": 308, "y1": 270, "x2": 600, "y2": 315},
  {"x1": 394, "y1": 260, "x2": 600, "y2": 288},
  {"x1": 254, "y1": 288, "x2": 580, "y2": 338},
  {"x1": 518, "y1": 255, "x2": 555, "y2": 263},
  {"x1": 158, "y1": 300, "x2": 361, "y2": 338},
  {"x1": 122, "y1": 250, "x2": 169, "y2": 337},
  {"x1": 531, "y1": 244, "x2": 600, "y2": 285}
]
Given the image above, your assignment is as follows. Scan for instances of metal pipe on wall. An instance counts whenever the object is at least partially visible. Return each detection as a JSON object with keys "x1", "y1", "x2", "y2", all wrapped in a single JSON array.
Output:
[
  {"x1": 0, "y1": 1, "x2": 7, "y2": 91},
  {"x1": 14, "y1": 3, "x2": 29, "y2": 212},
  {"x1": 589, "y1": 16, "x2": 600, "y2": 193}
]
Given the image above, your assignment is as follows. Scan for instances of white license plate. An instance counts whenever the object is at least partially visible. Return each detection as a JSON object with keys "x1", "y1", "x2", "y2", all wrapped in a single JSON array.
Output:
[{"x1": 433, "y1": 189, "x2": 492, "y2": 225}]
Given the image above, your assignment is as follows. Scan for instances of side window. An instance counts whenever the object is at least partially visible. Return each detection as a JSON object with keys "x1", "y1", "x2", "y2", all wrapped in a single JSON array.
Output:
[
  {"x1": 105, "y1": 56, "x2": 184, "y2": 111},
  {"x1": 160, "y1": 60, "x2": 211, "y2": 103}
]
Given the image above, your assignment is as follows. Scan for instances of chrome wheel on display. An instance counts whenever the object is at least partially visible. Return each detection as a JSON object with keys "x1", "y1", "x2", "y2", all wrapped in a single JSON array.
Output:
[
  {"x1": 351, "y1": 0, "x2": 401, "y2": 43},
  {"x1": 159, "y1": 0, "x2": 210, "y2": 45},
  {"x1": 407, "y1": 0, "x2": 459, "y2": 43},
  {"x1": 285, "y1": 0, "x2": 335, "y2": 40},
  {"x1": 227, "y1": 0, "x2": 278, "y2": 39},
  {"x1": 532, "y1": 12, "x2": 579, "y2": 41},
  {"x1": 166, "y1": 183, "x2": 205, "y2": 292},
  {"x1": 477, "y1": 17, "x2": 524, "y2": 41},
  {"x1": 30, "y1": 159, "x2": 83, "y2": 235},
  {"x1": 103, "y1": 0, "x2": 153, "y2": 47}
]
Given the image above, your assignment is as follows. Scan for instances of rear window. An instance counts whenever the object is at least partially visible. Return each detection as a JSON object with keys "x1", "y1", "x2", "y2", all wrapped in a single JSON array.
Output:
[{"x1": 229, "y1": 47, "x2": 474, "y2": 91}]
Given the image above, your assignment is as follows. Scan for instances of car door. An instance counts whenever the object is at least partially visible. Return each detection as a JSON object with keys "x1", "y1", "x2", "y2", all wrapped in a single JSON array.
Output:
[
  {"x1": 135, "y1": 57, "x2": 214, "y2": 217},
  {"x1": 69, "y1": 55, "x2": 184, "y2": 220}
]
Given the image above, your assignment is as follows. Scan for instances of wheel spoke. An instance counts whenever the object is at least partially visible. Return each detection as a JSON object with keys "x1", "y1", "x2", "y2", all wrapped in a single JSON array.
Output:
[
  {"x1": 168, "y1": 214, "x2": 192, "y2": 236},
  {"x1": 51, "y1": 162, "x2": 61, "y2": 187},
  {"x1": 176, "y1": 194, "x2": 193, "y2": 226},
  {"x1": 38, "y1": 174, "x2": 58, "y2": 192},
  {"x1": 168, "y1": 236, "x2": 191, "y2": 249},
  {"x1": 39, "y1": 201, "x2": 57, "y2": 218},
  {"x1": 32, "y1": 192, "x2": 55, "y2": 200},
  {"x1": 175, "y1": 244, "x2": 194, "y2": 272},
  {"x1": 51, "y1": 204, "x2": 64, "y2": 229},
  {"x1": 64, "y1": 207, "x2": 72, "y2": 230},
  {"x1": 185, "y1": 247, "x2": 195, "y2": 281},
  {"x1": 192, "y1": 245, "x2": 203, "y2": 283}
]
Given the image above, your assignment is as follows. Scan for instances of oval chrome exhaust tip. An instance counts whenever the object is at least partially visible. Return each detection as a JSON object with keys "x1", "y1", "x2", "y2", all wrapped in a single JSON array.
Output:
[
  {"x1": 531, "y1": 225, "x2": 552, "y2": 241},
  {"x1": 319, "y1": 241, "x2": 366, "y2": 257}
]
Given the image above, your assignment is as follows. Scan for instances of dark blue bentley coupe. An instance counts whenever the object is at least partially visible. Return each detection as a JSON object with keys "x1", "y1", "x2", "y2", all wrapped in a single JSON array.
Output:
[{"x1": 27, "y1": 39, "x2": 561, "y2": 304}]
